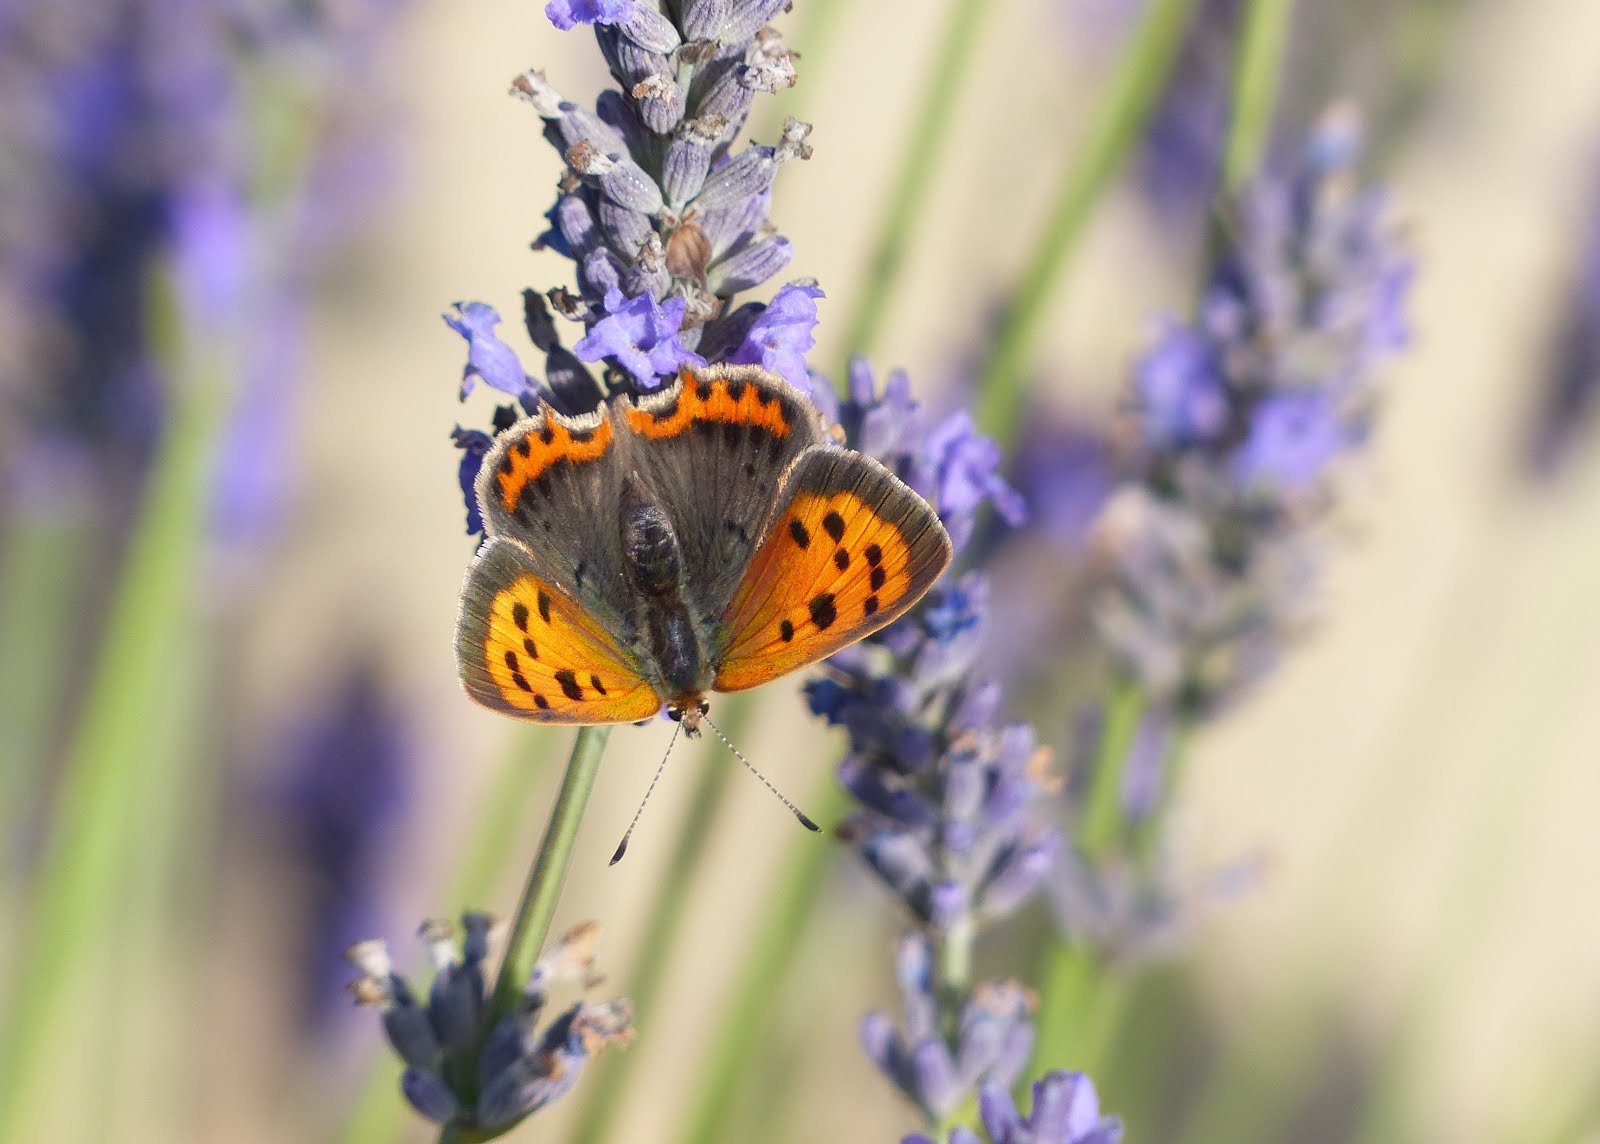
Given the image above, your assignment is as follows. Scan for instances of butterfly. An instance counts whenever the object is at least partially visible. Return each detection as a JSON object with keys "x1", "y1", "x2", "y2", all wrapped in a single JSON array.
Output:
[{"x1": 455, "y1": 364, "x2": 952, "y2": 735}]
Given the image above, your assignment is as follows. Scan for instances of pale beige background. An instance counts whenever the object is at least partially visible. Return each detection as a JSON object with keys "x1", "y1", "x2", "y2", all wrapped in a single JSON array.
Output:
[{"x1": 218, "y1": 0, "x2": 1600, "y2": 1140}]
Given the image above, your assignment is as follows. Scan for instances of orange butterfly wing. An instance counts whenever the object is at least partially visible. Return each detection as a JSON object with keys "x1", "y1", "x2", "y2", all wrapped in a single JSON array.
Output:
[
  {"x1": 457, "y1": 539, "x2": 662, "y2": 724},
  {"x1": 713, "y1": 446, "x2": 952, "y2": 693}
]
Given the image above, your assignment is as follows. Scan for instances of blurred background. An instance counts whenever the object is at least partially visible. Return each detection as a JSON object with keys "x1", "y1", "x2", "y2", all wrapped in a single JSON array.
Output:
[{"x1": 3, "y1": 0, "x2": 1599, "y2": 1141}]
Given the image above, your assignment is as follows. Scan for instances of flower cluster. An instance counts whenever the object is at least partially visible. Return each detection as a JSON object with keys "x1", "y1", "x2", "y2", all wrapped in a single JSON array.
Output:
[
  {"x1": 448, "y1": 0, "x2": 823, "y2": 533},
  {"x1": 1091, "y1": 109, "x2": 1412, "y2": 714},
  {"x1": 804, "y1": 362, "x2": 1117, "y2": 1138},
  {"x1": 0, "y1": 0, "x2": 407, "y2": 540},
  {"x1": 906, "y1": 1071, "x2": 1122, "y2": 1144},
  {"x1": 346, "y1": 916, "x2": 633, "y2": 1133}
]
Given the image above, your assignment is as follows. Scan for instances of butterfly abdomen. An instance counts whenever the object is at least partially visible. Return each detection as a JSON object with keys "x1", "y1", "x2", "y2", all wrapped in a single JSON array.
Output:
[{"x1": 620, "y1": 478, "x2": 706, "y2": 698}]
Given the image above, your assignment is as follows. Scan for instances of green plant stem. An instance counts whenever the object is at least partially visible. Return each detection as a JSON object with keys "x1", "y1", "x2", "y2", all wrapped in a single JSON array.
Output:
[
  {"x1": 1077, "y1": 677, "x2": 1146, "y2": 861},
  {"x1": 487, "y1": 726, "x2": 611, "y2": 1024},
  {"x1": 1029, "y1": 679, "x2": 1147, "y2": 1077},
  {"x1": 1221, "y1": 0, "x2": 1295, "y2": 193},
  {"x1": 0, "y1": 297, "x2": 229, "y2": 1140},
  {"x1": 677, "y1": 780, "x2": 847, "y2": 1144},
  {"x1": 437, "y1": 726, "x2": 611, "y2": 1144},
  {"x1": 840, "y1": 0, "x2": 993, "y2": 362},
  {"x1": 974, "y1": 0, "x2": 1200, "y2": 442},
  {"x1": 337, "y1": 726, "x2": 562, "y2": 1144}
]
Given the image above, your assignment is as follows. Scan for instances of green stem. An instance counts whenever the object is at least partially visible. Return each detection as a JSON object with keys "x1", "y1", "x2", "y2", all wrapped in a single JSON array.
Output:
[
  {"x1": 486, "y1": 725, "x2": 611, "y2": 1025},
  {"x1": 566, "y1": 698, "x2": 749, "y2": 1144},
  {"x1": 338, "y1": 727, "x2": 561, "y2": 1144},
  {"x1": 676, "y1": 781, "x2": 847, "y2": 1144},
  {"x1": 840, "y1": 0, "x2": 993, "y2": 362},
  {"x1": 1077, "y1": 677, "x2": 1146, "y2": 861},
  {"x1": 1220, "y1": 0, "x2": 1295, "y2": 193},
  {"x1": 440, "y1": 726, "x2": 611, "y2": 1144},
  {"x1": 974, "y1": 0, "x2": 1201, "y2": 442},
  {"x1": 0, "y1": 285, "x2": 230, "y2": 1140}
]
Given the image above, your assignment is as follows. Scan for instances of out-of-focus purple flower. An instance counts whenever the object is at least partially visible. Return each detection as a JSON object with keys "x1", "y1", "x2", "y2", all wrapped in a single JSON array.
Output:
[
  {"x1": 445, "y1": 302, "x2": 534, "y2": 401},
  {"x1": 860, "y1": 935, "x2": 1035, "y2": 1124},
  {"x1": 1091, "y1": 110, "x2": 1412, "y2": 714},
  {"x1": 572, "y1": 286, "x2": 705, "y2": 388},
  {"x1": 276, "y1": 661, "x2": 413, "y2": 1027},
  {"x1": 451, "y1": 427, "x2": 495, "y2": 536},
  {"x1": 904, "y1": 1072, "x2": 1122, "y2": 1144},
  {"x1": 1231, "y1": 390, "x2": 1351, "y2": 490},
  {"x1": 348, "y1": 919, "x2": 633, "y2": 1133},
  {"x1": 545, "y1": 0, "x2": 635, "y2": 31},
  {"x1": 1132, "y1": 321, "x2": 1228, "y2": 450},
  {"x1": 915, "y1": 410, "x2": 1028, "y2": 553},
  {"x1": 727, "y1": 282, "x2": 823, "y2": 390},
  {"x1": 1524, "y1": 157, "x2": 1600, "y2": 478}
]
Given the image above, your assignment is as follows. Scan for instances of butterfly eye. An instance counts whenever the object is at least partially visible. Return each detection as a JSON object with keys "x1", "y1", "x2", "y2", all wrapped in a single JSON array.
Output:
[{"x1": 698, "y1": 700, "x2": 710, "y2": 715}]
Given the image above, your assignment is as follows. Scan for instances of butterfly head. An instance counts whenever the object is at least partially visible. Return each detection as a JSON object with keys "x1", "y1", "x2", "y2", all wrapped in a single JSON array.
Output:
[{"x1": 666, "y1": 694, "x2": 710, "y2": 738}]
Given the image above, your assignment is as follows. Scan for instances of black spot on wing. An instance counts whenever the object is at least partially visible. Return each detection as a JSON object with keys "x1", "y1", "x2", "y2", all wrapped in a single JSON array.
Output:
[
  {"x1": 554, "y1": 669, "x2": 584, "y2": 702},
  {"x1": 513, "y1": 603, "x2": 529, "y2": 631},
  {"x1": 834, "y1": 549, "x2": 850, "y2": 571},
  {"x1": 822, "y1": 512, "x2": 845, "y2": 542},
  {"x1": 865, "y1": 544, "x2": 883, "y2": 567},
  {"x1": 863, "y1": 595, "x2": 879, "y2": 617},
  {"x1": 590, "y1": 674, "x2": 607, "y2": 695},
  {"x1": 537, "y1": 589, "x2": 552, "y2": 624},
  {"x1": 779, "y1": 619, "x2": 794, "y2": 642},
  {"x1": 870, "y1": 566, "x2": 887, "y2": 591},
  {"x1": 534, "y1": 693, "x2": 550, "y2": 710},
  {"x1": 810, "y1": 593, "x2": 837, "y2": 630},
  {"x1": 789, "y1": 520, "x2": 810, "y2": 549}
]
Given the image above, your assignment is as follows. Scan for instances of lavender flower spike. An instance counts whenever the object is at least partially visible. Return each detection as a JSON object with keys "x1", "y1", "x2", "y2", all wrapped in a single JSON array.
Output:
[
  {"x1": 347, "y1": 918, "x2": 632, "y2": 1136},
  {"x1": 1093, "y1": 107, "x2": 1412, "y2": 715}
]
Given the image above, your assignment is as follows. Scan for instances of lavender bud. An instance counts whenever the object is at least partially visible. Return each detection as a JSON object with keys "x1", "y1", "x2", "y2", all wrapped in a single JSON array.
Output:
[
  {"x1": 633, "y1": 71, "x2": 688, "y2": 133},
  {"x1": 742, "y1": 27, "x2": 798, "y2": 93},
  {"x1": 692, "y1": 146, "x2": 776, "y2": 213},
  {"x1": 680, "y1": 0, "x2": 736, "y2": 41},
  {"x1": 596, "y1": 25, "x2": 671, "y2": 94},
  {"x1": 596, "y1": 198, "x2": 655, "y2": 255},
  {"x1": 662, "y1": 130, "x2": 715, "y2": 207},
  {"x1": 693, "y1": 58, "x2": 758, "y2": 127},
  {"x1": 597, "y1": 154, "x2": 665, "y2": 215},
  {"x1": 579, "y1": 248, "x2": 625, "y2": 300},
  {"x1": 723, "y1": 0, "x2": 790, "y2": 44},
  {"x1": 707, "y1": 235, "x2": 791, "y2": 294},
  {"x1": 400, "y1": 1068, "x2": 461, "y2": 1124},
  {"x1": 383, "y1": 997, "x2": 443, "y2": 1071},
  {"x1": 619, "y1": 5, "x2": 682, "y2": 53},
  {"x1": 509, "y1": 69, "x2": 565, "y2": 118}
]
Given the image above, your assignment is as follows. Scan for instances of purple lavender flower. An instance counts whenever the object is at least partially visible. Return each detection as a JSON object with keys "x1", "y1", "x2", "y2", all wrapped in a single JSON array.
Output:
[
  {"x1": 347, "y1": 918, "x2": 633, "y2": 1133},
  {"x1": 446, "y1": 302, "x2": 536, "y2": 401},
  {"x1": 1092, "y1": 109, "x2": 1412, "y2": 714},
  {"x1": 726, "y1": 281, "x2": 824, "y2": 389},
  {"x1": 571, "y1": 286, "x2": 706, "y2": 387},
  {"x1": 545, "y1": 0, "x2": 635, "y2": 31},
  {"x1": 275, "y1": 661, "x2": 414, "y2": 1027},
  {"x1": 905, "y1": 1073, "x2": 1123, "y2": 1144},
  {"x1": 803, "y1": 359, "x2": 1117, "y2": 1133},
  {"x1": 449, "y1": 1, "x2": 815, "y2": 530}
]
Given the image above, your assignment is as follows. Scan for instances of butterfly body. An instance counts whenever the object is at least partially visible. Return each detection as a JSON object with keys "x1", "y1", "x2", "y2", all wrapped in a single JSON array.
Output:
[{"x1": 455, "y1": 365, "x2": 952, "y2": 730}]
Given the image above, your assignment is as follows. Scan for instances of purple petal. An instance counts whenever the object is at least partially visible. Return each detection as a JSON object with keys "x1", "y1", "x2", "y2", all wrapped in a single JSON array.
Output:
[
  {"x1": 544, "y1": 0, "x2": 635, "y2": 31},
  {"x1": 727, "y1": 283, "x2": 823, "y2": 389},
  {"x1": 444, "y1": 302, "x2": 532, "y2": 400}
]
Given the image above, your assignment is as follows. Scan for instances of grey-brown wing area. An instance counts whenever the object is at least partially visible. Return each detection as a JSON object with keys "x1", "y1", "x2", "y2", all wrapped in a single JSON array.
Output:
[
  {"x1": 473, "y1": 403, "x2": 636, "y2": 637},
  {"x1": 618, "y1": 364, "x2": 825, "y2": 621}
]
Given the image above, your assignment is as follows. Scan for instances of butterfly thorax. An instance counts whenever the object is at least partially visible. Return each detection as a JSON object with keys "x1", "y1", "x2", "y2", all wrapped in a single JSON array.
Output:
[{"x1": 619, "y1": 477, "x2": 712, "y2": 717}]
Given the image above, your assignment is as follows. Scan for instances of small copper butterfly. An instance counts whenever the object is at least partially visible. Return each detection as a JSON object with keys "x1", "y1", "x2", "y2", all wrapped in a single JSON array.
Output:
[{"x1": 455, "y1": 364, "x2": 952, "y2": 734}]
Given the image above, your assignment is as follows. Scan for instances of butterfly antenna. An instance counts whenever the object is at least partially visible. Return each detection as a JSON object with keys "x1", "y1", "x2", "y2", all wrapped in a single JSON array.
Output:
[
  {"x1": 701, "y1": 712, "x2": 822, "y2": 834},
  {"x1": 610, "y1": 720, "x2": 681, "y2": 866}
]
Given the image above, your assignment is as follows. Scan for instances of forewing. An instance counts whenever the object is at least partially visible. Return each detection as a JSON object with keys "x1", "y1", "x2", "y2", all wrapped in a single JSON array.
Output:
[
  {"x1": 712, "y1": 446, "x2": 953, "y2": 692},
  {"x1": 475, "y1": 402, "x2": 633, "y2": 632},
  {"x1": 619, "y1": 365, "x2": 824, "y2": 621},
  {"x1": 456, "y1": 539, "x2": 662, "y2": 724}
]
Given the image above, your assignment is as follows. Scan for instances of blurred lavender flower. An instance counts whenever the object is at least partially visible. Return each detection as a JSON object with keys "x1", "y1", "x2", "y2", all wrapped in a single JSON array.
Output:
[
  {"x1": 0, "y1": 0, "x2": 411, "y2": 547},
  {"x1": 905, "y1": 1071, "x2": 1122, "y2": 1144},
  {"x1": 802, "y1": 360, "x2": 1120, "y2": 1134},
  {"x1": 448, "y1": 0, "x2": 820, "y2": 533},
  {"x1": 275, "y1": 660, "x2": 414, "y2": 1027},
  {"x1": 1523, "y1": 161, "x2": 1600, "y2": 478},
  {"x1": 1091, "y1": 109, "x2": 1412, "y2": 715},
  {"x1": 347, "y1": 918, "x2": 633, "y2": 1134}
]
